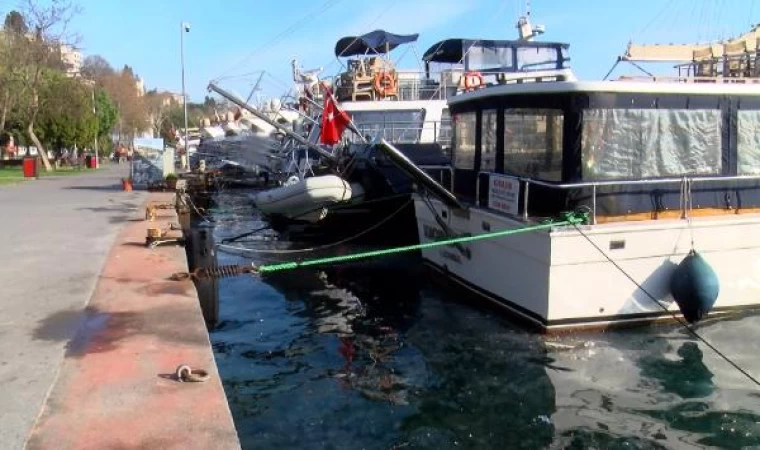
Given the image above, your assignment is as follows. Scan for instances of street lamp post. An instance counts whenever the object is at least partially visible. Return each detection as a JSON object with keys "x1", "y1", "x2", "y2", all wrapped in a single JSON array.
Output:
[
  {"x1": 180, "y1": 21, "x2": 190, "y2": 169},
  {"x1": 92, "y1": 89, "x2": 99, "y2": 168}
]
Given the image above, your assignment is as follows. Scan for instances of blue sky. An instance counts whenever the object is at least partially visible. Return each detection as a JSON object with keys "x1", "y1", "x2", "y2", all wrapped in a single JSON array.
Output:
[{"x1": 44, "y1": 0, "x2": 760, "y2": 102}]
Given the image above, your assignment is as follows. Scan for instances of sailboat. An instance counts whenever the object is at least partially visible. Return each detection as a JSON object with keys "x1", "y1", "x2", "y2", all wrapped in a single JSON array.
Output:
[{"x1": 243, "y1": 30, "x2": 452, "y2": 244}]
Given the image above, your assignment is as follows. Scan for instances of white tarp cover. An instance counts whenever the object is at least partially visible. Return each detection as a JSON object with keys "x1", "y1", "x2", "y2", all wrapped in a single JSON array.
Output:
[
  {"x1": 583, "y1": 109, "x2": 722, "y2": 180},
  {"x1": 738, "y1": 111, "x2": 760, "y2": 174}
]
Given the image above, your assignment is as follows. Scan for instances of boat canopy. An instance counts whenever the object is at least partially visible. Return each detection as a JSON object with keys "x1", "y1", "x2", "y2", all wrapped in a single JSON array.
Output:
[
  {"x1": 334, "y1": 30, "x2": 419, "y2": 57},
  {"x1": 423, "y1": 39, "x2": 570, "y2": 72},
  {"x1": 624, "y1": 25, "x2": 760, "y2": 62}
]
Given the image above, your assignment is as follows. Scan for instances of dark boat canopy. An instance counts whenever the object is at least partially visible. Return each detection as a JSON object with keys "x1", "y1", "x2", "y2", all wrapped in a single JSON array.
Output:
[
  {"x1": 335, "y1": 30, "x2": 419, "y2": 57},
  {"x1": 423, "y1": 39, "x2": 570, "y2": 72}
]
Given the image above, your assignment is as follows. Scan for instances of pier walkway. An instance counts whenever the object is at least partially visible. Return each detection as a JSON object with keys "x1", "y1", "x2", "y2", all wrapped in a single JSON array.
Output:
[{"x1": 0, "y1": 165, "x2": 239, "y2": 449}]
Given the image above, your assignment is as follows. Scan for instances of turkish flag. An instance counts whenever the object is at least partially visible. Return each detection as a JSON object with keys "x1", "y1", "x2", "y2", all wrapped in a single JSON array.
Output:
[{"x1": 320, "y1": 88, "x2": 351, "y2": 145}]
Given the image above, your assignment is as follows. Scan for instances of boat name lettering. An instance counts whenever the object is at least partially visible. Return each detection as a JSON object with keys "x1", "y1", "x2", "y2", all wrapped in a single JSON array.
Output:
[
  {"x1": 440, "y1": 249, "x2": 462, "y2": 264},
  {"x1": 423, "y1": 224, "x2": 446, "y2": 240}
]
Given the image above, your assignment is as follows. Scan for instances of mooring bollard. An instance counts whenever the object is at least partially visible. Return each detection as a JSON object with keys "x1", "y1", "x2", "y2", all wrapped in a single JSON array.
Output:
[{"x1": 188, "y1": 226, "x2": 219, "y2": 329}]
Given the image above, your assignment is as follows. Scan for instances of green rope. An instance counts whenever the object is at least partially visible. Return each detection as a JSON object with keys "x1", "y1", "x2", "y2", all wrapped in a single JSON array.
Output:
[{"x1": 256, "y1": 211, "x2": 588, "y2": 274}]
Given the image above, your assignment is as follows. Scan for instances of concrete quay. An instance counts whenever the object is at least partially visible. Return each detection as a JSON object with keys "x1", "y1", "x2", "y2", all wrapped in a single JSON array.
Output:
[{"x1": 0, "y1": 166, "x2": 239, "y2": 449}]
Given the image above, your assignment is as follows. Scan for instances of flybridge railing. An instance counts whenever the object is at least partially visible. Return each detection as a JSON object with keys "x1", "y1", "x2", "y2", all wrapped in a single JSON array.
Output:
[
  {"x1": 323, "y1": 68, "x2": 575, "y2": 103},
  {"x1": 475, "y1": 171, "x2": 760, "y2": 225},
  {"x1": 343, "y1": 120, "x2": 452, "y2": 145}
]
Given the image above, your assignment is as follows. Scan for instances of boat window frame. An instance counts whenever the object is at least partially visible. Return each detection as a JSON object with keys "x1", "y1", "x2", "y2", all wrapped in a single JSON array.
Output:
[
  {"x1": 452, "y1": 111, "x2": 478, "y2": 170},
  {"x1": 481, "y1": 109, "x2": 498, "y2": 172},
  {"x1": 501, "y1": 107, "x2": 565, "y2": 182}
]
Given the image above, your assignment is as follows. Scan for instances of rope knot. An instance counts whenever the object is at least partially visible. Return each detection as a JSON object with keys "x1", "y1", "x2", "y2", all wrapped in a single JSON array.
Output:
[{"x1": 175, "y1": 364, "x2": 211, "y2": 382}]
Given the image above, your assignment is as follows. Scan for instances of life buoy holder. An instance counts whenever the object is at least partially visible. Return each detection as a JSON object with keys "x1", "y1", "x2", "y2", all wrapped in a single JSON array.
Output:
[
  {"x1": 372, "y1": 72, "x2": 397, "y2": 98},
  {"x1": 463, "y1": 72, "x2": 485, "y2": 91}
]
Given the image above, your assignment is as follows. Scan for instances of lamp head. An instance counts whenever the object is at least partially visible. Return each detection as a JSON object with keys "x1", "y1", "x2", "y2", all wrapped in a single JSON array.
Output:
[{"x1": 182, "y1": 22, "x2": 191, "y2": 32}]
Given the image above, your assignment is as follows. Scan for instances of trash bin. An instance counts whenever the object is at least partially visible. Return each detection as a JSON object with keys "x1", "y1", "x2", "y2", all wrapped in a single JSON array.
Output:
[
  {"x1": 89, "y1": 155, "x2": 98, "y2": 169},
  {"x1": 85, "y1": 155, "x2": 92, "y2": 169},
  {"x1": 22, "y1": 156, "x2": 38, "y2": 178}
]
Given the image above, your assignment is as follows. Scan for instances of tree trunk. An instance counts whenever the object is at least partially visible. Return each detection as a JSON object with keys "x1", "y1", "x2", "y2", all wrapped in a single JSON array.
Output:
[
  {"x1": 1, "y1": 86, "x2": 13, "y2": 134},
  {"x1": 0, "y1": 103, "x2": 8, "y2": 133},
  {"x1": 28, "y1": 121, "x2": 53, "y2": 172}
]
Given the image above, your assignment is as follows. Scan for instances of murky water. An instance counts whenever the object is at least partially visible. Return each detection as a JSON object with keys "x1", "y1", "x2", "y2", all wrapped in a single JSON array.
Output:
[{"x1": 208, "y1": 190, "x2": 760, "y2": 450}]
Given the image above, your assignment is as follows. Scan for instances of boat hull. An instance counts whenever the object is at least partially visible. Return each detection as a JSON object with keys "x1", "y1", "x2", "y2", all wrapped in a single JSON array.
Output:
[
  {"x1": 270, "y1": 193, "x2": 418, "y2": 246},
  {"x1": 414, "y1": 197, "x2": 760, "y2": 331}
]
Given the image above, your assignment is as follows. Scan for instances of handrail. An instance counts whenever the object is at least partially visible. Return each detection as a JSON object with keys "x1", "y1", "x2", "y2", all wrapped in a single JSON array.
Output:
[
  {"x1": 346, "y1": 119, "x2": 451, "y2": 144},
  {"x1": 476, "y1": 171, "x2": 760, "y2": 225},
  {"x1": 325, "y1": 66, "x2": 577, "y2": 103}
]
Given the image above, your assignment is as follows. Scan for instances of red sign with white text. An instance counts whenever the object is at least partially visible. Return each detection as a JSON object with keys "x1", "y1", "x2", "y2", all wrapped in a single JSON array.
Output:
[{"x1": 488, "y1": 174, "x2": 519, "y2": 215}]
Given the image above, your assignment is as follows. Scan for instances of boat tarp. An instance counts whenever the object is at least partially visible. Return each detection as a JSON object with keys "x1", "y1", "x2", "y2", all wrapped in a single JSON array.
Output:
[
  {"x1": 335, "y1": 30, "x2": 419, "y2": 57},
  {"x1": 624, "y1": 25, "x2": 760, "y2": 62},
  {"x1": 423, "y1": 39, "x2": 569, "y2": 64}
]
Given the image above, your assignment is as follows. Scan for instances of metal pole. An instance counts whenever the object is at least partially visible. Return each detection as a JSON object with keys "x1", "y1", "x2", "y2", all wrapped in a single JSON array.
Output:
[
  {"x1": 207, "y1": 81, "x2": 337, "y2": 162},
  {"x1": 92, "y1": 89, "x2": 99, "y2": 167},
  {"x1": 181, "y1": 22, "x2": 189, "y2": 168}
]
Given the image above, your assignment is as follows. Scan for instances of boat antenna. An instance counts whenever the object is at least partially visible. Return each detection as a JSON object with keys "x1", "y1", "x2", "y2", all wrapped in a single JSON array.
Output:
[{"x1": 516, "y1": 0, "x2": 545, "y2": 41}]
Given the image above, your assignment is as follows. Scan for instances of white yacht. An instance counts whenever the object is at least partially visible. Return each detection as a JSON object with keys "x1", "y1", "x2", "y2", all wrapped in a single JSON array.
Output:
[{"x1": 411, "y1": 21, "x2": 760, "y2": 331}]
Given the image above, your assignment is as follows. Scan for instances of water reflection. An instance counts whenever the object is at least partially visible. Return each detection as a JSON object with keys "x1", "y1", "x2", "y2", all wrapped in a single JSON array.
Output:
[
  {"x1": 207, "y1": 190, "x2": 760, "y2": 450},
  {"x1": 638, "y1": 341, "x2": 715, "y2": 399}
]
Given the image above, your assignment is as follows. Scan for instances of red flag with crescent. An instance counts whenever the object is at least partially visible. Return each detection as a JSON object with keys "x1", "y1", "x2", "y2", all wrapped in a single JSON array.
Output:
[{"x1": 319, "y1": 85, "x2": 350, "y2": 145}]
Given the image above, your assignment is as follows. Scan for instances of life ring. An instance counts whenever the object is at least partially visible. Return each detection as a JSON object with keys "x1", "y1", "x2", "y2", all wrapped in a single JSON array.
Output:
[
  {"x1": 372, "y1": 72, "x2": 397, "y2": 98},
  {"x1": 463, "y1": 72, "x2": 484, "y2": 91}
]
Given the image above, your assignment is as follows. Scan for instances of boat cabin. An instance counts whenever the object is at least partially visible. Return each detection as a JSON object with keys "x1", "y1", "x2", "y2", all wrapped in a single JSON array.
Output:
[
  {"x1": 422, "y1": 38, "x2": 574, "y2": 95},
  {"x1": 447, "y1": 80, "x2": 760, "y2": 224}
]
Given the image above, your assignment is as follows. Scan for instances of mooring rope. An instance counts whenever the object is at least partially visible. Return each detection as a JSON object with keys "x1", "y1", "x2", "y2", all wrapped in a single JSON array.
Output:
[
  {"x1": 217, "y1": 198, "x2": 414, "y2": 256},
  {"x1": 254, "y1": 212, "x2": 584, "y2": 273}
]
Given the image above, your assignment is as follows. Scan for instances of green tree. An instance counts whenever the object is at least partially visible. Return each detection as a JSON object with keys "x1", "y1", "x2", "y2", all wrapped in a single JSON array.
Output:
[
  {"x1": 4, "y1": 11, "x2": 28, "y2": 34},
  {"x1": 94, "y1": 89, "x2": 117, "y2": 137},
  {"x1": 35, "y1": 72, "x2": 97, "y2": 154}
]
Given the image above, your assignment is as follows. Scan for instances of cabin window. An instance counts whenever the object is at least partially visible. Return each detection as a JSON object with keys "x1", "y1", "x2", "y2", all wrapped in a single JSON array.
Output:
[
  {"x1": 453, "y1": 112, "x2": 477, "y2": 169},
  {"x1": 582, "y1": 109, "x2": 722, "y2": 180},
  {"x1": 348, "y1": 109, "x2": 426, "y2": 143},
  {"x1": 481, "y1": 109, "x2": 498, "y2": 171},
  {"x1": 738, "y1": 111, "x2": 760, "y2": 175},
  {"x1": 503, "y1": 109, "x2": 563, "y2": 181},
  {"x1": 467, "y1": 45, "x2": 514, "y2": 72},
  {"x1": 439, "y1": 108, "x2": 452, "y2": 149},
  {"x1": 516, "y1": 46, "x2": 563, "y2": 71}
]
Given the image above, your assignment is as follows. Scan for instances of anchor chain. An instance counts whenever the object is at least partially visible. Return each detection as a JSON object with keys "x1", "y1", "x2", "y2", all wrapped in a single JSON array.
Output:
[
  {"x1": 171, "y1": 264, "x2": 258, "y2": 281},
  {"x1": 171, "y1": 211, "x2": 589, "y2": 280}
]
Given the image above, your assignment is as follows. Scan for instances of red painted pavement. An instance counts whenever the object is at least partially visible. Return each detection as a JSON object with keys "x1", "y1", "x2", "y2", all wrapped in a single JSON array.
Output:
[{"x1": 26, "y1": 193, "x2": 240, "y2": 450}]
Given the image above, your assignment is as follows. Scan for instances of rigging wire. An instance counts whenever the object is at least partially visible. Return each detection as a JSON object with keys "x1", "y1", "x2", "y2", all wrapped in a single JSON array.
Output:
[
  {"x1": 320, "y1": 0, "x2": 400, "y2": 78},
  {"x1": 639, "y1": 0, "x2": 677, "y2": 37},
  {"x1": 213, "y1": 0, "x2": 344, "y2": 81}
]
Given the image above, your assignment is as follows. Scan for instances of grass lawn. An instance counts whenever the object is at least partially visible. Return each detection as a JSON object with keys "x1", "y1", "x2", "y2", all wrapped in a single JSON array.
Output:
[
  {"x1": 0, "y1": 166, "x2": 25, "y2": 185},
  {"x1": 0, "y1": 164, "x2": 100, "y2": 185}
]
